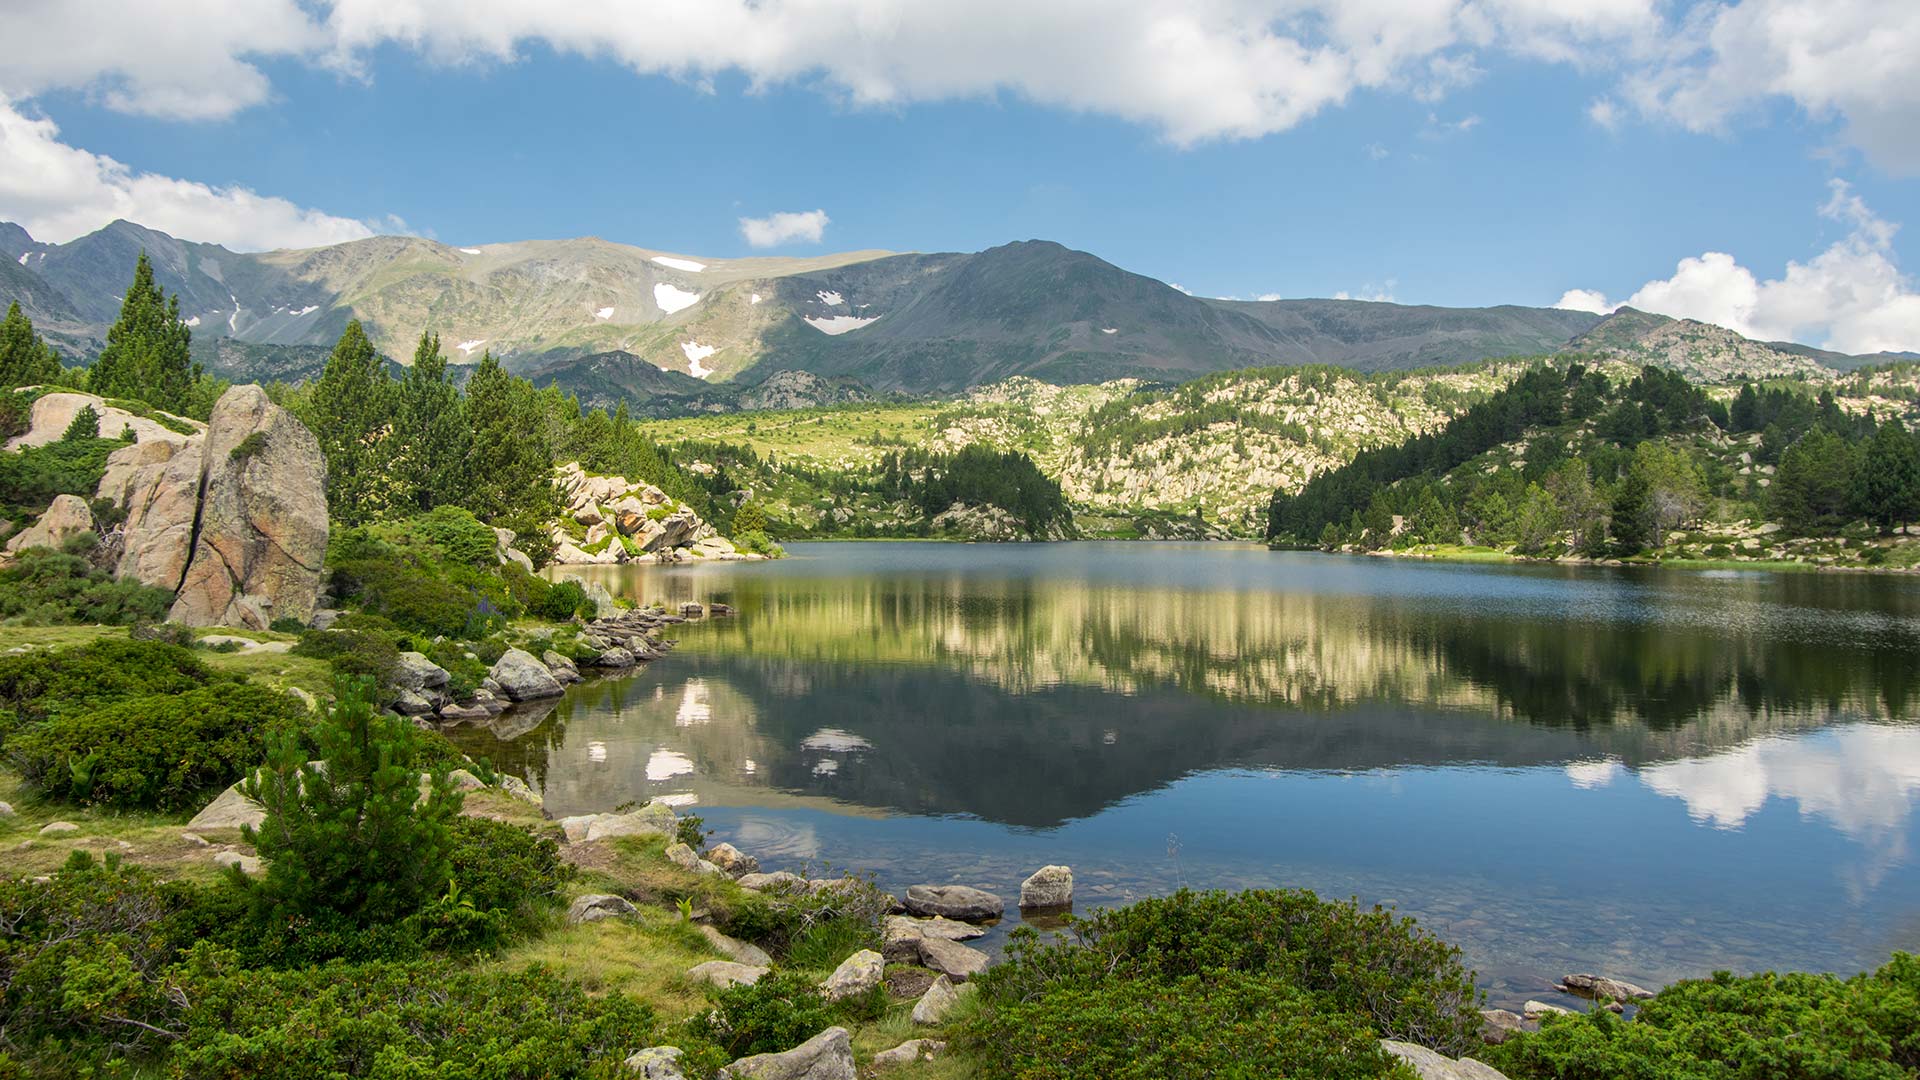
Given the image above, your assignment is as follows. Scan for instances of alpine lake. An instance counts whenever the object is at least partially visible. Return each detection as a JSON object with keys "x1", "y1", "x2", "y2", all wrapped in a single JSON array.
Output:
[{"x1": 444, "y1": 541, "x2": 1920, "y2": 1010}]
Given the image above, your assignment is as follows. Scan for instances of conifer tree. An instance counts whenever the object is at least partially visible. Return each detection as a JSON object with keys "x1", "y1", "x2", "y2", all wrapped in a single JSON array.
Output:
[
  {"x1": 242, "y1": 677, "x2": 460, "y2": 927},
  {"x1": 1853, "y1": 416, "x2": 1920, "y2": 533},
  {"x1": 308, "y1": 320, "x2": 397, "y2": 525},
  {"x1": 0, "y1": 302, "x2": 62, "y2": 389},
  {"x1": 88, "y1": 252, "x2": 198, "y2": 411},
  {"x1": 463, "y1": 351, "x2": 555, "y2": 523},
  {"x1": 395, "y1": 331, "x2": 472, "y2": 512}
]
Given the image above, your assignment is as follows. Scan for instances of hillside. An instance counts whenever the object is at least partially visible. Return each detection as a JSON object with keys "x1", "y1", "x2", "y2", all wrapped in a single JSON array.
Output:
[
  {"x1": 1, "y1": 221, "x2": 1620, "y2": 394},
  {"x1": 1566, "y1": 307, "x2": 1841, "y2": 381}
]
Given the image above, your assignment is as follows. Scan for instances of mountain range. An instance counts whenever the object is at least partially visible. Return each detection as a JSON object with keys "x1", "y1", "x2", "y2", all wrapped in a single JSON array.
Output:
[{"x1": 2, "y1": 219, "x2": 1906, "y2": 406}]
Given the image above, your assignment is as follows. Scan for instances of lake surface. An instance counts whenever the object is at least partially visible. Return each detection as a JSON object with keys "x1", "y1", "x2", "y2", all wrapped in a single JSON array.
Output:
[{"x1": 448, "y1": 542, "x2": 1920, "y2": 1008}]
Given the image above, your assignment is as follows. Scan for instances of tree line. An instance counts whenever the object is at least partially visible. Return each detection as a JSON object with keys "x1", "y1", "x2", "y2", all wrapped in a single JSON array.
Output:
[{"x1": 1268, "y1": 362, "x2": 1920, "y2": 557}]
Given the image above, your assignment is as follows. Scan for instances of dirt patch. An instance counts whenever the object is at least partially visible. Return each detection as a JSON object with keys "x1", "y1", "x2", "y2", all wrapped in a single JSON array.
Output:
[{"x1": 885, "y1": 965, "x2": 938, "y2": 999}]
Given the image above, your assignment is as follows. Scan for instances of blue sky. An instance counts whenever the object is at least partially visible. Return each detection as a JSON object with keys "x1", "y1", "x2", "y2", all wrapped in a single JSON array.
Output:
[{"x1": 3, "y1": 1, "x2": 1918, "y2": 352}]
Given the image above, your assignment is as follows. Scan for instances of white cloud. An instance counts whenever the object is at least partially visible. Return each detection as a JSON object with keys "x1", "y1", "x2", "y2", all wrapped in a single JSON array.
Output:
[
  {"x1": 0, "y1": 98, "x2": 376, "y2": 250},
  {"x1": 1587, "y1": 97, "x2": 1622, "y2": 130},
  {"x1": 738, "y1": 209, "x2": 830, "y2": 248},
  {"x1": 1333, "y1": 279, "x2": 1399, "y2": 302},
  {"x1": 1554, "y1": 288, "x2": 1616, "y2": 314},
  {"x1": 1622, "y1": 0, "x2": 1920, "y2": 172},
  {"x1": 1563, "y1": 181, "x2": 1920, "y2": 354}
]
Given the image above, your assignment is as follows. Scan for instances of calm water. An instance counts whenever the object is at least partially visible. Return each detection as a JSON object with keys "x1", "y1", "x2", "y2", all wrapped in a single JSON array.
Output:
[{"x1": 449, "y1": 542, "x2": 1920, "y2": 1008}]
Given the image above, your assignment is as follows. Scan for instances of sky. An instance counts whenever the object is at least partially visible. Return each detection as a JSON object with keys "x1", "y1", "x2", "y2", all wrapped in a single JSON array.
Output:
[{"x1": 1, "y1": 0, "x2": 1918, "y2": 353}]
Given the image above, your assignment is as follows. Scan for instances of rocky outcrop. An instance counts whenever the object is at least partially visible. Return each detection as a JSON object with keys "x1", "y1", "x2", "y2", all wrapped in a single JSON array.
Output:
[
  {"x1": 4, "y1": 494, "x2": 94, "y2": 554},
  {"x1": 548, "y1": 461, "x2": 768, "y2": 565},
  {"x1": 67, "y1": 386, "x2": 327, "y2": 629},
  {"x1": 717, "y1": 1026, "x2": 855, "y2": 1080},
  {"x1": 4, "y1": 391, "x2": 202, "y2": 451}
]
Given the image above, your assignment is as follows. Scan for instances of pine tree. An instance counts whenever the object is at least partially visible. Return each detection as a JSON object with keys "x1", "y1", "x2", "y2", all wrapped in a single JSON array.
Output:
[
  {"x1": 1853, "y1": 416, "x2": 1920, "y2": 533},
  {"x1": 464, "y1": 352, "x2": 555, "y2": 524},
  {"x1": 60, "y1": 404, "x2": 100, "y2": 442},
  {"x1": 1770, "y1": 427, "x2": 1856, "y2": 535},
  {"x1": 88, "y1": 252, "x2": 198, "y2": 412},
  {"x1": 395, "y1": 331, "x2": 472, "y2": 512},
  {"x1": 0, "y1": 302, "x2": 62, "y2": 389},
  {"x1": 242, "y1": 678, "x2": 461, "y2": 928},
  {"x1": 308, "y1": 320, "x2": 397, "y2": 525}
]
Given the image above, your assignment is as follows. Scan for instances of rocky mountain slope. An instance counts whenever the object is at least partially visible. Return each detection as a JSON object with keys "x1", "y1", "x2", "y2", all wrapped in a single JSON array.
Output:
[
  {"x1": 3, "y1": 220, "x2": 1614, "y2": 394},
  {"x1": 1566, "y1": 307, "x2": 1846, "y2": 381}
]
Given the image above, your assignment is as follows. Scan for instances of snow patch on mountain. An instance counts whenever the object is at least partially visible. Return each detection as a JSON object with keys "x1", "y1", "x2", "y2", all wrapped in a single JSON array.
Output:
[
  {"x1": 14, "y1": 253, "x2": 25, "y2": 265},
  {"x1": 815, "y1": 290, "x2": 845, "y2": 306},
  {"x1": 1101, "y1": 327, "x2": 1118, "y2": 334},
  {"x1": 292, "y1": 305, "x2": 318, "y2": 317},
  {"x1": 654, "y1": 283, "x2": 700, "y2": 314},
  {"x1": 750, "y1": 293, "x2": 762, "y2": 305},
  {"x1": 184, "y1": 316, "x2": 200, "y2": 327},
  {"x1": 456, "y1": 339, "x2": 487, "y2": 356},
  {"x1": 594, "y1": 306, "x2": 614, "y2": 320},
  {"x1": 459, "y1": 247, "x2": 482, "y2": 255},
  {"x1": 805, "y1": 314, "x2": 879, "y2": 335},
  {"x1": 227, "y1": 295, "x2": 240, "y2": 333},
  {"x1": 680, "y1": 340, "x2": 717, "y2": 378},
  {"x1": 651, "y1": 256, "x2": 707, "y2": 273}
]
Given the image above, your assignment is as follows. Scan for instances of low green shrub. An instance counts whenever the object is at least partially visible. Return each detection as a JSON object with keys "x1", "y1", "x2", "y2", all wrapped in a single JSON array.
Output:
[
  {"x1": 538, "y1": 578, "x2": 593, "y2": 621},
  {"x1": 1486, "y1": 955, "x2": 1920, "y2": 1080},
  {"x1": 11, "y1": 682, "x2": 306, "y2": 810},
  {"x1": 0, "y1": 544, "x2": 174, "y2": 627},
  {"x1": 688, "y1": 971, "x2": 837, "y2": 1059},
  {"x1": 0, "y1": 637, "x2": 215, "y2": 741},
  {"x1": 970, "y1": 970, "x2": 1405, "y2": 1080},
  {"x1": 412, "y1": 504, "x2": 501, "y2": 565},
  {"x1": 168, "y1": 949, "x2": 656, "y2": 1079},
  {"x1": 446, "y1": 816, "x2": 572, "y2": 932},
  {"x1": 289, "y1": 627, "x2": 402, "y2": 685},
  {"x1": 0, "y1": 434, "x2": 125, "y2": 523}
]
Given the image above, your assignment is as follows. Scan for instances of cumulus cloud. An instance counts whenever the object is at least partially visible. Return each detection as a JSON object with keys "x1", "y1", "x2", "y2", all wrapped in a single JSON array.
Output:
[
  {"x1": 737, "y1": 209, "x2": 830, "y2": 248},
  {"x1": 0, "y1": 98, "x2": 376, "y2": 250},
  {"x1": 1555, "y1": 182, "x2": 1920, "y2": 355}
]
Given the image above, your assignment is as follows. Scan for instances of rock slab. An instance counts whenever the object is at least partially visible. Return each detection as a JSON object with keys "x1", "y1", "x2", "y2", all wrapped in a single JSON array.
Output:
[
  {"x1": 718, "y1": 1025, "x2": 855, "y2": 1080},
  {"x1": 911, "y1": 975, "x2": 962, "y2": 1025},
  {"x1": 489, "y1": 648, "x2": 565, "y2": 701},
  {"x1": 903, "y1": 884, "x2": 1003, "y2": 923},
  {"x1": 820, "y1": 949, "x2": 883, "y2": 1000},
  {"x1": 568, "y1": 894, "x2": 638, "y2": 924},
  {"x1": 1379, "y1": 1041, "x2": 1512, "y2": 1080},
  {"x1": 624, "y1": 1046, "x2": 687, "y2": 1080}
]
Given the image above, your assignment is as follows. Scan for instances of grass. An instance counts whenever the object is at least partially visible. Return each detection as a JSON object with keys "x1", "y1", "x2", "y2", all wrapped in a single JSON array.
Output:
[
  {"x1": 490, "y1": 907, "x2": 723, "y2": 1020},
  {"x1": 0, "y1": 767, "x2": 235, "y2": 883}
]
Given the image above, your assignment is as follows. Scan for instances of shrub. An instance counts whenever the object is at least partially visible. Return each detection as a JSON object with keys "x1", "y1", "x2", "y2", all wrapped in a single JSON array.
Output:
[
  {"x1": 964, "y1": 888, "x2": 1483, "y2": 1066},
  {"x1": 734, "y1": 529, "x2": 781, "y2": 557},
  {"x1": 1486, "y1": 955, "x2": 1920, "y2": 1080},
  {"x1": 0, "y1": 545, "x2": 174, "y2": 626},
  {"x1": 538, "y1": 578, "x2": 593, "y2": 621},
  {"x1": 167, "y1": 950, "x2": 657, "y2": 1079},
  {"x1": 289, "y1": 627, "x2": 402, "y2": 685},
  {"x1": 11, "y1": 682, "x2": 306, "y2": 811},
  {"x1": 242, "y1": 678, "x2": 462, "y2": 933},
  {"x1": 446, "y1": 816, "x2": 572, "y2": 931},
  {"x1": 969, "y1": 971, "x2": 1404, "y2": 1080},
  {"x1": 0, "y1": 435, "x2": 123, "y2": 522},
  {"x1": 0, "y1": 637, "x2": 215, "y2": 741},
  {"x1": 688, "y1": 971, "x2": 837, "y2": 1059},
  {"x1": 228, "y1": 430, "x2": 268, "y2": 462},
  {"x1": 412, "y1": 504, "x2": 501, "y2": 565}
]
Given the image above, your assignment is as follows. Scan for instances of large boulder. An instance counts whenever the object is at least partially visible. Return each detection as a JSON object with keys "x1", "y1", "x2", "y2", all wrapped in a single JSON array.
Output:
[
  {"x1": 4, "y1": 494, "x2": 94, "y2": 554},
  {"x1": 916, "y1": 937, "x2": 991, "y2": 982},
  {"x1": 488, "y1": 648, "x2": 564, "y2": 701},
  {"x1": 687, "y1": 961, "x2": 768, "y2": 989},
  {"x1": 1379, "y1": 1041, "x2": 1512, "y2": 1080},
  {"x1": 1558, "y1": 973, "x2": 1655, "y2": 1002},
  {"x1": 820, "y1": 950, "x2": 883, "y2": 1000},
  {"x1": 5, "y1": 391, "x2": 201, "y2": 451},
  {"x1": 567, "y1": 894, "x2": 638, "y2": 924},
  {"x1": 167, "y1": 386, "x2": 329, "y2": 629},
  {"x1": 115, "y1": 435, "x2": 209, "y2": 591},
  {"x1": 394, "y1": 652, "x2": 450, "y2": 691},
  {"x1": 903, "y1": 884, "x2": 1003, "y2": 923},
  {"x1": 186, "y1": 783, "x2": 267, "y2": 831},
  {"x1": 717, "y1": 1026, "x2": 855, "y2": 1080}
]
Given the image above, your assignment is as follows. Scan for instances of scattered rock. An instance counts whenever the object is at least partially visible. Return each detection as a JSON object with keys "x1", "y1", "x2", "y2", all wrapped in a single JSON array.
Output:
[
  {"x1": 437, "y1": 702, "x2": 491, "y2": 722},
  {"x1": 187, "y1": 783, "x2": 267, "y2": 830},
  {"x1": 499, "y1": 775, "x2": 542, "y2": 806},
  {"x1": 1379, "y1": 1040, "x2": 1512, "y2": 1080},
  {"x1": 1019, "y1": 865, "x2": 1073, "y2": 910},
  {"x1": 1523, "y1": 1000, "x2": 1575, "y2": 1020},
  {"x1": 39, "y1": 821, "x2": 79, "y2": 836},
  {"x1": 871, "y1": 1039, "x2": 945, "y2": 1067},
  {"x1": 717, "y1": 1025, "x2": 854, "y2": 1080},
  {"x1": 445, "y1": 768, "x2": 485, "y2": 790},
  {"x1": 687, "y1": 961, "x2": 769, "y2": 989},
  {"x1": 568, "y1": 894, "x2": 639, "y2": 924},
  {"x1": 700, "y1": 924, "x2": 773, "y2": 967},
  {"x1": 595, "y1": 646, "x2": 637, "y2": 668},
  {"x1": 737, "y1": 870, "x2": 806, "y2": 892},
  {"x1": 392, "y1": 689, "x2": 436, "y2": 716},
  {"x1": 883, "y1": 915, "x2": 987, "y2": 962},
  {"x1": 916, "y1": 937, "x2": 991, "y2": 981},
  {"x1": 488, "y1": 648, "x2": 565, "y2": 701},
  {"x1": 624, "y1": 1046, "x2": 688, "y2": 1079},
  {"x1": 904, "y1": 884, "x2": 1003, "y2": 923},
  {"x1": 542, "y1": 650, "x2": 582, "y2": 684},
  {"x1": 179, "y1": 831, "x2": 209, "y2": 848},
  {"x1": 820, "y1": 949, "x2": 883, "y2": 1000},
  {"x1": 0, "y1": 801, "x2": 13, "y2": 818},
  {"x1": 395, "y1": 651, "x2": 451, "y2": 691},
  {"x1": 212, "y1": 851, "x2": 263, "y2": 875},
  {"x1": 1559, "y1": 973, "x2": 1655, "y2": 1001},
  {"x1": 705, "y1": 842, "x2": 759, "y2": 877},
  {"x1": 911, "y1": 975, "x2": 963, "y2": 1025},
  {"x1": 1479, "y1": 1009, "x2": 1531, "y2": 1044},
  {"x1": 582, "y1": 804, "x2": 679, "y2": 844}
]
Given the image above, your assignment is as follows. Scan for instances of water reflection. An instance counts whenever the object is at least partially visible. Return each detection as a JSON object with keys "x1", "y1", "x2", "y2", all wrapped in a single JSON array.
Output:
[{"x1": 441, "y1": 543, "x2": 1920, "y2": 990}]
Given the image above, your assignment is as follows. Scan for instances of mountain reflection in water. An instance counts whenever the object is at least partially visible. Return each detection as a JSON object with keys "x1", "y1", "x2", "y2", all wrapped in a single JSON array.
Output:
[{"x1": 445, "y1": 543, "x2": 1920, "y2": 1003}]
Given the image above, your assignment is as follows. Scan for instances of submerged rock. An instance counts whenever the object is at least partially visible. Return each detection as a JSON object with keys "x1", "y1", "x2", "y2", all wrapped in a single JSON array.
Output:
[
  {"x1": 1559, "y1": 973, "x2": 1655, "y2": 1001},
  {"x1": 903, "y1": 884, "x2": 1003, "y2": 923}
]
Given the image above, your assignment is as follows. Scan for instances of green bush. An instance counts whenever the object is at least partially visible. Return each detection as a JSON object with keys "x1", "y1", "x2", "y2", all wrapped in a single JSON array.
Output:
[
  {"x1": 0, "y1": 435, "x2": 124, "y2": 523},
  {"x1": 538, "y1": 578, "x2": 593, "y2": 621},
  {"x1": 446, "y1": 816, "x2": 572, "y2": 932},
  {"x1": 412, "y1": 504, "x2": 501, "y2": 565},
  {"x1": 734, "y1": 529, "x2": 781, "y2": 557},
  {"x1": 0, "y1": 544, "x2": 174, "y2": 627},
  {"x1": 1486, "y1": 955, "x2": 1920, "y2": 1080},
  {"x1": 970, "y1": 971, "x2": 1405, "y2": 1080},
  {"x1": 0, "y1": 637, "x2": 215, "y2": 741},
  {"x1": 167, "y1": 949, "x2": 657, "y2": 1079},
  {"x1": 962, "y1": 888, "x2": 1483, "y2": 1072},
  {"x1": 689, "y1": 971, "x2": 837, "y2": 1059},
  {"x1": 11, "y1": 682, "x2": 306, "y2": 811},
  {"x1": 289, "y1": 628, "x2": 402, "y2": 685}
]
